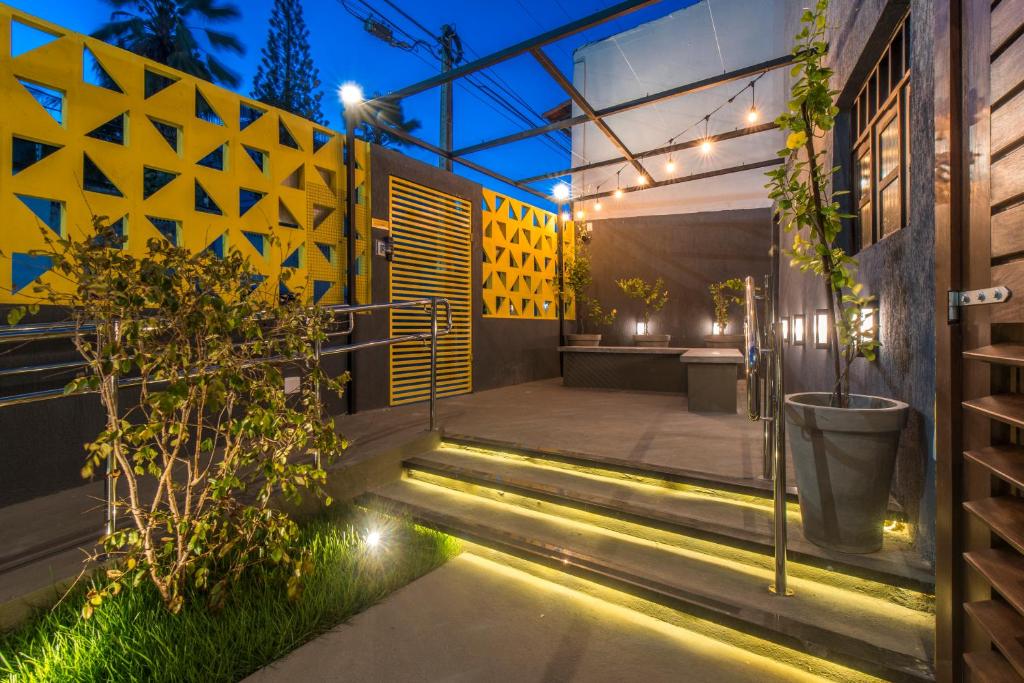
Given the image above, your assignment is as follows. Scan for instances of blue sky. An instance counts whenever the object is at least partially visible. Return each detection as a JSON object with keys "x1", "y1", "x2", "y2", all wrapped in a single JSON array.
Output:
[{"x1": 10, "y1": 0, "x2": 698, "y2": 207}]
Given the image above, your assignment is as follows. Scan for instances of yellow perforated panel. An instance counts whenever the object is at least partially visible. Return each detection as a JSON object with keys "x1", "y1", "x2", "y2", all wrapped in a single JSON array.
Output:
[
  {"x1": 388, "y1": 176, "x2": 472, "y2": 406},
  {"x1": 0, "y1": 6, "x2": 370, "y2": 306},
  {"x1": 481, "y1": 188, "x2": 567, "y2": 319}
]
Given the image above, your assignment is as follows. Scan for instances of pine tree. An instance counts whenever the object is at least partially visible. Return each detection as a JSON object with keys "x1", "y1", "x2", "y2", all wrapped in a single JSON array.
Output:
[{"x1": 251, "y1": 0, "x2": 324, "y2": 124}]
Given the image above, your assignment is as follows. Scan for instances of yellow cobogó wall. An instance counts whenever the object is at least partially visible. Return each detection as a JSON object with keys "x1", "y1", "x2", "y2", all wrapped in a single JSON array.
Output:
[{"x1": 0, "y1": 4, "x2": 371, "y2": 307}]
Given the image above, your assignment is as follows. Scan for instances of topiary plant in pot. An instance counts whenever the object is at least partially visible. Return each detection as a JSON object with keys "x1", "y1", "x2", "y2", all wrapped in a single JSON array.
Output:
[
  {"x1": 563, "y1": 233, "x2": 616, "y2": 346},
  {"x1": 766, "y1": 0, "x2": 904, "y2": 554},
  {"x1": 616, "y1": 276, "x2": 670, "y2": 347},
  {"x1": 706, "y1": 278, "x2": 745, "y2": 349}
]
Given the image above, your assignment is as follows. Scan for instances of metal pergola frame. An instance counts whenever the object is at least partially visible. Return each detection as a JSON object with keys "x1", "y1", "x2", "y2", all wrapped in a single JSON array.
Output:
[{"x1": 357, "y1": 0, "x2": 792, "y2": 205}]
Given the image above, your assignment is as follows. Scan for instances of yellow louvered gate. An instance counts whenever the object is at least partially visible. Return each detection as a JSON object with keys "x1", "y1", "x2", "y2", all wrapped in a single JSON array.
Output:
[{"x1": 388, "y1": 177, "x2": 472, "y2": 406}]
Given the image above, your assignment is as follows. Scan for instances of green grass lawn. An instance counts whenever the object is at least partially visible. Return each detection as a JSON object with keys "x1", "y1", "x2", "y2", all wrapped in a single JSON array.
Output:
[{"x1": 0, "y1": 509, "x2": 458, "y2": 682}]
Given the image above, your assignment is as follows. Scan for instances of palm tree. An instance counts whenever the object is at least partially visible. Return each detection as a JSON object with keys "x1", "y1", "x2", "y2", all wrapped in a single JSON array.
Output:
[
  {"x1": 350, "y1": 93, "x2": 422, "y2": 149},
  {"x1": 93, "y1": 0, "x2": 244, "y2": 88}
]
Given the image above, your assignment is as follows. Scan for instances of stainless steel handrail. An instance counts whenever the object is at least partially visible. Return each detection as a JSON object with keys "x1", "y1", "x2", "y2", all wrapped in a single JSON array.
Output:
[
  {"x1": 1, "y1": 296, "x2": 452, "y2": 536},
  {"x1": 744, "y1": 275, "x2": 790, "y2": 597}
]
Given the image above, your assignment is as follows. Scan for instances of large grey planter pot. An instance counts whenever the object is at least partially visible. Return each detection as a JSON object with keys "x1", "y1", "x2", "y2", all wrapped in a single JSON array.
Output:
[
  {"x1": 566, "y1": 333, "x2": 602, "y2": 347},
  {"x1": 785, "y1": 392, "x2": 908, "y2": 554},
  {"x1": 634, "y1": 334, "x2": 671, "y2": 347}
]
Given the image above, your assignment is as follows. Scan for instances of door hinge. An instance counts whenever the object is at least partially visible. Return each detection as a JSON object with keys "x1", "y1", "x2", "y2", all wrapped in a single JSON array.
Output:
[{"x1": 948, "y1": 286, "x2": 1011, "y2": 323}]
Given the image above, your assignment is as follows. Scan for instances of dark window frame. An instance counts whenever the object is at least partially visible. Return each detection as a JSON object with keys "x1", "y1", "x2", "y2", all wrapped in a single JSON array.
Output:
[{"x1": 852, "y1": 16, "x2": 910, "y2": 250}]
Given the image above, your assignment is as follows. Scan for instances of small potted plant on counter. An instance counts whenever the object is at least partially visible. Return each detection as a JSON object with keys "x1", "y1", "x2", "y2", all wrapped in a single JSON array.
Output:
[
  {"x1": 706, "y1": 278, "x2": 745, "y2": 349},
  {"x1": 767, "y1": 0, "x2": 902, "y2": 554},
  {"x1": 564, "y1": 234, "x2": 616, "y2": 346},
  {"x1": 616, "y1": 276, "x2": 670, "y2": 347}
]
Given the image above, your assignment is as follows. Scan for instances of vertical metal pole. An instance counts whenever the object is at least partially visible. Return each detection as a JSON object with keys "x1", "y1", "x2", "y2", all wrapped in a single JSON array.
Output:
[
  {"x1": 313, "y1": 334, "x2": 323, "y2": 470},
  {"x1": 429, "y1": 296, "x2": 438, "y2": 431},
  {"x1": 772, "y1": 314, "x2": 791, "y2": 596},
  {"x1": 557, "y1": 204, "x2": 566, "y2": 375},
  {"x1": 104, "y1": 319, "x2": 120, "y2": 537},
  {"x1": 762, "y1": 274, "x2": 775, "y2": 480},
  {"x1": 345, "y1": 110, "x2": 358, "y2": 416}
]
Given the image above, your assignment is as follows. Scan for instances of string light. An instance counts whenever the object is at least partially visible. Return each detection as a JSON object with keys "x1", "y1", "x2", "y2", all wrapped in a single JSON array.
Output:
[
  {"x1": 595, "y1": 199, "x2": 603, "y2": 211},
  {"x1": 587, "y1": 73, "x2": 767, "y2": 201},
  {"x1": 700, "y1": 116, "x2": 713, "y2": 155},
  {"x1": 576, "y1": 208, "x2": 585, "y2": 220}
]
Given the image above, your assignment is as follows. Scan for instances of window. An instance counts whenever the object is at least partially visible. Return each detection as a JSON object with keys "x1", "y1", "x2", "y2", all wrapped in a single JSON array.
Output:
[{"x1": 852, "y1": 16, "x2": 910, "y2": 249}]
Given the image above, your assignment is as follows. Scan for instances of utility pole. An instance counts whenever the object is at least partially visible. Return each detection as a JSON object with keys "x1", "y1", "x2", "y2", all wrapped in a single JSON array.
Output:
[{"x1": 439, "y1": 24, "x2": 461, "y2": 171}]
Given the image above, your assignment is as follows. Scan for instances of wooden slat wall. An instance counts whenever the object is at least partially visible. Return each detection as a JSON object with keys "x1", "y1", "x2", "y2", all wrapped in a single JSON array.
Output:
[
  {"x1": 388, "y1": 176, "x2": 472, "y2": 406},
  {"x1": 961, "y1": 1, "x2": 1024, "y2": 680}
]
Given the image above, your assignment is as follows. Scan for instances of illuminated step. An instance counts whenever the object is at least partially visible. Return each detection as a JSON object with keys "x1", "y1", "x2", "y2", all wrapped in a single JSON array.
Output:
[
  {"x1": 368, "y1": 477, "x2": 934, "y2": 681},
  {"x1": 410, "y1": 444, "x2": 933, "y2": 590}
]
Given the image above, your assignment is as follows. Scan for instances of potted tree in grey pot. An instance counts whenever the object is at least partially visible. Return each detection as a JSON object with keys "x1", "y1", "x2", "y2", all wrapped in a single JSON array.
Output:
[
  {"x1": 564, "y1": 233, "x2": 616, "y2": 346},
  {"x1": 706, "y1": 278, "x2": 745, "y2": 350},
  {"x1": 617, "y1": 276, "x2": 670, "y2": 347},
  {"x1": 766, "y1": 0, "x2": 905, "y2": 554}
]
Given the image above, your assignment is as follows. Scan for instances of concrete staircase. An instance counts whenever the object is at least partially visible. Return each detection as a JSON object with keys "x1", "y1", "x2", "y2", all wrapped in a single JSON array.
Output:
[{"x1": 365, "y1": 441, "x2": 935, "y2": 682}]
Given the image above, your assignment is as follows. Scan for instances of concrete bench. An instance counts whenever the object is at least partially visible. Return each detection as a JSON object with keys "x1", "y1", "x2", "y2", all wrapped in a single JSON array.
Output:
[
  {"x1": 559, "y1": 346, "x2": 694, "y2": 393},
  {"x1": 679, "y1": 348, "x2": 744, "y2": 413}
]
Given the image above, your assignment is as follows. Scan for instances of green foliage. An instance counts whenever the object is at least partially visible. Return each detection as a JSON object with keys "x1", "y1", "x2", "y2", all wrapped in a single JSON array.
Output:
[
  {"x1": 708, "y1": 278, "x2": 745, "y2": 332},
  {"x1": 563, "y1": 235, "x2": 616, "y2": 334},
  {"x1": 25, "y1": 216, "x2": 349, "y2": 615},
  {"x1": 616, "y1": 276, "x2": 669, "y2": 326},
  {"x1": 251, "y1": 0, "x2": 325, "y2": 124},
  {"x1": 352, "y1": 92, "x2": 424, "y2": 150},
  {"x1": 765, "y1": 0, "x2": 879, "y2": 406},
  {"x1": 92, "y1": 0, "x2": 245, "y2": 88},
  {"x1": 0, "y1": 511, "x2": 458, "y2": 682}
]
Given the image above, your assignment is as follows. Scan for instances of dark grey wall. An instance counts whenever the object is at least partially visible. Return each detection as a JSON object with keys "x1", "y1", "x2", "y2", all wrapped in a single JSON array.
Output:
[
  {"x1": 583, "y1": 209, "x2": 773, "y2": 347},
  {"x1": 776, "y1": 0, "x2": 935, "y2": 561},
  {"x1": 361, "y1": 145, "x2": 560, "y2": 410}
]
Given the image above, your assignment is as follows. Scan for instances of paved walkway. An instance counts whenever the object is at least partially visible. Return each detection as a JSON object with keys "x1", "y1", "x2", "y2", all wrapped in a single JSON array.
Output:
[{"x1": 246, "y1": 553, "x2": 830, "y2": 683}]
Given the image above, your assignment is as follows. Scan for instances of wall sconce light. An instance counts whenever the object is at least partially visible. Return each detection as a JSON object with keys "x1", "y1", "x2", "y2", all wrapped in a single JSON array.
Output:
[
  {"x1": 858, "y1": 305, "x2": 878, "y2": 351},
  {"x1": 711, "y1": 321, "x2": 724, "y2": 335},
  {"x1": 636, "y1": 320, "x2": 648, "y2": 335},
  {"x1": 814, "y1": 309, "x2": 829, "y2": 348},
  {"x1": 792, "y1": 314, "x2": 804, "y2": 346},
  {"x1": 781, "y1": 316, "x2": 790, "y2": 344}
]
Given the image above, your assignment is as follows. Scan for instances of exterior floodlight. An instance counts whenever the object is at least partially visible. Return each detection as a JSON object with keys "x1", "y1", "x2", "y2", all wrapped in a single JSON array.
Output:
[
  {"x1": 552, "y1": 182, "x2": 570, "y2": 202},
  {"x1": 365, "y1": 530, "x2": 382, "y2": 548},
  {"x1": 339, "y1": 82, "x2": 364, "y2": 106},
  {"x1": 814, "y1": 310, "x2": 829, "y2": 348}
]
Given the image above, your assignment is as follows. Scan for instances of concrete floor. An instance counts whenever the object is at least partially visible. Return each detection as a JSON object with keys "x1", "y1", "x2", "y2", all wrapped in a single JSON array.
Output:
[
  {"x1": 441, "y1": 378, "x2": 794, "y2": 490},
  {"x1": 245, "y1": 553, "x2": 833, "y2": 683}
]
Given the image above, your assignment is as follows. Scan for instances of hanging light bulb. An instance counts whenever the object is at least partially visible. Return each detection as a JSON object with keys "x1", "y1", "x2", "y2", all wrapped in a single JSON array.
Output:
[
  {"x1": 746, "y1": 82, "x2": 759, "y2": 124},
  {"x1": 595, "y1": 199, "x2": 603, "y2": 211},
  {"x1": 576, "y1": 208, "x2": 585, "y2": 220},
  {"x1": 637, "y1": 174, "x2": 648, "y2": 185},
  {"x1": 666, "y1": 156, "x2": 677, "y2": 173},
  {"x1": 614, "y1": 170, "x2": 623, "y2": 199},
  {"x1": 700, "y1": 116, "x2": 713, "y2": 155},
  {"x1": 614, "y1": 188, "x2": 623, "y2": 199}
]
